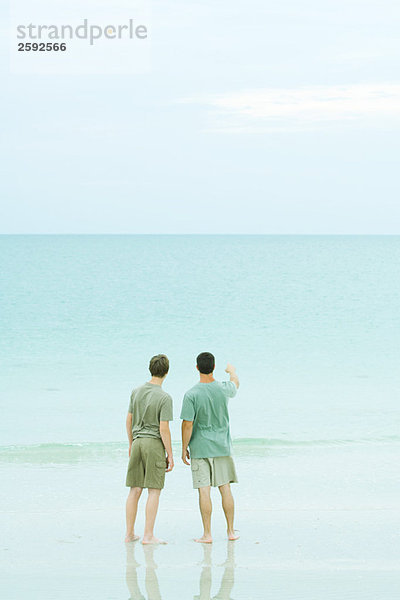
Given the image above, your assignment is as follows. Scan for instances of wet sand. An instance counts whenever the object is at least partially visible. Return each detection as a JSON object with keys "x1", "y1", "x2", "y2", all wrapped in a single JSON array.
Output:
[{"x1": 1, "y1": 442, "x2": 399, "y2": 599}]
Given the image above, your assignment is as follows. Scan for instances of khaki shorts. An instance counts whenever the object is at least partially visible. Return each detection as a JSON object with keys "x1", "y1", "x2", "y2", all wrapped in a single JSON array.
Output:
[
  {"x1": 191, "y1": 456, "x2": 238, "y2": 489},
  {"x1": 126, "y1": 437, "x2": 167, "y2": 489}
]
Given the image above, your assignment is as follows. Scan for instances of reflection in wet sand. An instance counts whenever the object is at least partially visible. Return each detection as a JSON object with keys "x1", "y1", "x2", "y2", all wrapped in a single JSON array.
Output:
[
  {"x1": 126, "y1": 541, "x2": 235, "y2": 600},
  {"x1": 143, "y1": 545, "x2": 162, "y2": 600},
  {"x1": 126, "y1": 543, "x2": 161, "y2": 600},
  {"x1": 194, "y1": 542, "x2": 236, "y2": 600},
  {"x1": 126, "y1": 542, "x2": 145, "y2": 600}
]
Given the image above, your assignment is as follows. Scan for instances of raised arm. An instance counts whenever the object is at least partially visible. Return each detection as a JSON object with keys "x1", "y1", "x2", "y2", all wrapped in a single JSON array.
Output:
[
  {"x1": 160, "y1": 421, "x2": 174, "y2": 472},
  {"x1": 225, "y1": 363, "x2": 240, "y2": 388},
  {"x1": 126, "y1": 413, "x2": 133, "y2": 456},
  {"x1": 181, "y1": 420, "x2": 193, "y2": 465}
]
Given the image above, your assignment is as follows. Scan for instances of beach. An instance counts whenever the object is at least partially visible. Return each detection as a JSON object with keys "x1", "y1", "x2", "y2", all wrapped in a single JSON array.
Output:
[
  {"x1": 1, "y1": 439, "x2": 399, "y2": 599},
  {"x1": 1, "y1": 235, "x2": 399, "y2": 598}
]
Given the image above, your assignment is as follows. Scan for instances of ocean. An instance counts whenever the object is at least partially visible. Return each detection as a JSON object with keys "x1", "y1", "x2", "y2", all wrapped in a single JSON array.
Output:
[
  {"x1": 1, "y1": 234, "x2": 399, "y2": 445},
  {"x1": 1, "y1": 235, "x2": 399, "y2": 599}
]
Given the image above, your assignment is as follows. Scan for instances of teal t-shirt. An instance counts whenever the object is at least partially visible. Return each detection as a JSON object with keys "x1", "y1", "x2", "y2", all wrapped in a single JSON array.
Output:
[{"x1": 180, "y1": 380, "x2": 237, "y2": 458}]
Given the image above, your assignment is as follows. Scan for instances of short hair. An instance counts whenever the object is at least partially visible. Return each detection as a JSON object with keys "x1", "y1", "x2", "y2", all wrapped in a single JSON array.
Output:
[
  {"x1": 196, "y1": 352, "x2": 215, "y2": 375},
  {"x1": 149, "y1": 354, "x2": 169, "y2": 377}
]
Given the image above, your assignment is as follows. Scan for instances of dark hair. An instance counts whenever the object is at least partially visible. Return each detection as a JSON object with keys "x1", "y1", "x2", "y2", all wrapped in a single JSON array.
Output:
[
  {"x1": 196, "y1": 352, "x2": 215, "y2": 375},
  {"x1": 149, "y1": 354, "x2": 169, "y2": 377}
]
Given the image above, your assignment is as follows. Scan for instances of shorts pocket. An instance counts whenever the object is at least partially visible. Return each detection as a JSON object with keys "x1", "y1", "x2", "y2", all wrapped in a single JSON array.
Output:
[
  {"x1": 191, "y1": 462, "x2": 199, "y2": 471},
  {"x1": 155, "y1": 460, "x2": 167, "y2": 469}
]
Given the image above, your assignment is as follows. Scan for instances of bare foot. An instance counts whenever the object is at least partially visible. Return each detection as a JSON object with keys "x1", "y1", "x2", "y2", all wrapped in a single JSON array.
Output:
[
  {"x1": 194, "y1": 535, "x2": 213, "y2": 544},
  {"x1": 125, "y1": 534, "x2": 140, "y2": 543},
  {"x1": 141, "y1": 536, "x2": 167, "y2": 545},
  {"x1": 227, "y1": 530, "x2": 240, "y2": 541}
]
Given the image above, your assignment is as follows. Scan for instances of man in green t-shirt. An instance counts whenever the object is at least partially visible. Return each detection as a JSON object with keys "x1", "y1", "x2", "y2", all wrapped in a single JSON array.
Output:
[
  {"x1": 180, "y1": 352, "x2": 240, "y2": 543},
  {"x1": 125, "y1": 354, "x2": 174, "y2": 545}
]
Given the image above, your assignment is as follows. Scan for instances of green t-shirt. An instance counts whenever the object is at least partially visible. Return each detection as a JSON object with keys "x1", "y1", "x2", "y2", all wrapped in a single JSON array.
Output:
[
  {"x1": 180, "y1": 380, "x2": 237, "y2": 459},
  {"x1": 128, "y1": 382, "x2": 173, "y2": 441}
]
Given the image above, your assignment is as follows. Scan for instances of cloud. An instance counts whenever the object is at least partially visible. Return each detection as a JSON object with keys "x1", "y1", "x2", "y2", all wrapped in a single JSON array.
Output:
[{"x1": 181, "y1": 83, "x2": 400, "y2": 132}]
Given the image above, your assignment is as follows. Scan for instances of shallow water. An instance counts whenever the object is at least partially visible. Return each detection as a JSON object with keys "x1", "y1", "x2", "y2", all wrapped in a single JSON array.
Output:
[{"x1": 1, "y1": 235, "x2": 399, "y2": 446}]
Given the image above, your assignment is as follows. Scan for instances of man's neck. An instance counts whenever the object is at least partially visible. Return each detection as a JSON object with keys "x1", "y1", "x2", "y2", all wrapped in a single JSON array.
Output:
[
  {"x1": 149, "y1": 377, "x2": 164, "y2": 386},
  {"x1": 199, "y1": 373, "x2": 215, "y2": 383}
]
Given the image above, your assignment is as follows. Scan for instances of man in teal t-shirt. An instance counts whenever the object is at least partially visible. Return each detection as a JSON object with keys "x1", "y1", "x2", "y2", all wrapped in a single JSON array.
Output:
[{"x1": 180, "y1": 352, "x2": 240, "y2": 544}]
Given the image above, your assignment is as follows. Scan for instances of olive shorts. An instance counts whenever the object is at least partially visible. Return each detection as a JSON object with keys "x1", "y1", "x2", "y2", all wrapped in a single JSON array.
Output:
[
  {"x1": 126, "y1": 437, "x2": 167, "y2": 489},
  {"x1": 191, "y1": 456, "x2": 238, "y2": 489}
]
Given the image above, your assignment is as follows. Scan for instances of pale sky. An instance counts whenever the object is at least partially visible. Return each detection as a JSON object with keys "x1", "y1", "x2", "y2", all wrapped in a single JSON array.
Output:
[{"x1": 1, "y1": 0, "x2": 400, "y2": 233}]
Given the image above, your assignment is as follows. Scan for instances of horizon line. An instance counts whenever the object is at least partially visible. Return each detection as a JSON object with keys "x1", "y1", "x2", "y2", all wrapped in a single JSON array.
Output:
[{"x1": 0, "y1": 232, "x2": 399, "y2": 237}]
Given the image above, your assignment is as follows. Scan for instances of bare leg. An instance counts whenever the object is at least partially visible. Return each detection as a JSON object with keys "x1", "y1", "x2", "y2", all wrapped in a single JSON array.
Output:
[
  {"x1": 125, "y1": 487, "x2": 142, "y2": 542},
  {"x1": 195, "y1": 486, "x2": 213, "y2": 543},
  {"x1": 218, "y1": 484, "x2": 239, "y2": 541},
  {"x1": 142, "y1": 488, "x2": 166, "y2": 544}
]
